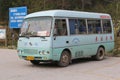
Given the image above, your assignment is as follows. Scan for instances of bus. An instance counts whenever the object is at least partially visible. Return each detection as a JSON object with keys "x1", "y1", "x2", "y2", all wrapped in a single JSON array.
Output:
[{"x1": 17, "y1": 10, "x2": 114, "y2": 67}]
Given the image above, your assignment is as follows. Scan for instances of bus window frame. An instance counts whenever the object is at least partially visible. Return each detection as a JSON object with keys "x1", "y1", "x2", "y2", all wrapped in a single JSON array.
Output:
[
  {"x1": 53, "y1": 18, "x2": 69, "y2": 37},
  {"x1": 102, "y1": 19, "x2": 112, "y2": 34},
  {"x1": 87, "y1": 19, "x2": 102, "y2": 34},
  {"x1": 68, "y1": 18, "x2": 87, "y2": 35},
  {"x1": 53, "y1": 18, "x2": 113, "y2": 36}
]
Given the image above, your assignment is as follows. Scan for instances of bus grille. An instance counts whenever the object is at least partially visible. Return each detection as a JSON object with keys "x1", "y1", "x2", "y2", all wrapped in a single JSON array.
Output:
[{"x1": 23, "y1": 49, "x2": 38, "y2": 54}]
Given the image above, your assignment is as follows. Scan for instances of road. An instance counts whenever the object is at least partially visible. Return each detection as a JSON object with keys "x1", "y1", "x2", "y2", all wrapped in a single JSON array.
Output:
[{"x1": 0, "y1": 49, "x2": 120, "y2": 80}]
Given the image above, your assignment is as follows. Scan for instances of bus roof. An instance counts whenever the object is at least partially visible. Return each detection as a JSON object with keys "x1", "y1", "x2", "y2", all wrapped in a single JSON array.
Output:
[{"x1": 25, "y1": 10, "x2": 111, "y2": 19}]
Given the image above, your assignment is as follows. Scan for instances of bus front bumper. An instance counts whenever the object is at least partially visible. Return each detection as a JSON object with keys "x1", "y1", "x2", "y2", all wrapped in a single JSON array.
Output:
[
  {"x1": 17, "y1": 49, "x2": 53, "y2": 61},
  {"x1": 18, "y1": 55, "x2": 53, "y2": 61}
]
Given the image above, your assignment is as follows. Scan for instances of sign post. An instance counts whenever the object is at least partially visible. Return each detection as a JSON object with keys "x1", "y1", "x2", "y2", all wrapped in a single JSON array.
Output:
[
  {"x1": 9, "y1": 6, "x2": 27, "y2": 28},
  {"x1": 9, "y1": 6, "x2": 27, "y2": 48}
]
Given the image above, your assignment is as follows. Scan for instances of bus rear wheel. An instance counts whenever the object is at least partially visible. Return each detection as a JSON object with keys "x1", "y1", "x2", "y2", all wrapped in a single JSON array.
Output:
[
  {"x1": 58, "y1": 50, "x2": 71, "y2": 67},
  {"x1": 95, "y1": 47, "x2": 105, "y2": 61},
  {"x1": 30, "y1": 60, "x2": 40, "y2": 65}
]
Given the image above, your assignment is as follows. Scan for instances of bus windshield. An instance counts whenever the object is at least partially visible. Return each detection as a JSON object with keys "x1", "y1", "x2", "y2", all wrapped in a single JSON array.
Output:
[{"x1": 20, "y1": 17, "x2": 52, "y2": 37}]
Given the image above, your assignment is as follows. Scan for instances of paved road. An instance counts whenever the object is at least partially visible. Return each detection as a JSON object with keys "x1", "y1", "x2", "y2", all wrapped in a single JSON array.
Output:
[{"x1": 0, "y1": 49, "x2": 120, "y2": 80}]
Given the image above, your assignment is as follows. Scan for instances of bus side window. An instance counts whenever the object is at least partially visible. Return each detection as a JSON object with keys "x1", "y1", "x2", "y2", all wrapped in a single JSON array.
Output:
[
  {"x1": 78, "y1": 19, "x2": 87, "y2": 34},
  {"x1": 88, "y1": 23, "x2": 93, "y2": 34},
  {"x1": 96, "y1": 20, "x2": 102, "y2": 34},
  {"x1": 96, "y1": 26, "x2": 102, "y2": 34},
  {"x1": 54, "y1": 22, "x2": 58, "y2": 35},
  {"x1": 69, "y1": 19, "x2": 75, "y2": 34},
  {"x1": 54, "y1": 19, "x2": 67, "y2": 36},
  {"x1": 75, "y1": 26, "x2": 79, "y2": 34},
  {"x1": 87, "y1": 20, "x2": 94, "y2": 34},
  {"x1": 60, "y1": 23, "x2": 67, "y2": 35},
  {"x1": 87, "y1": 20, "x2": 102, "y2": 34},
  {"x1": 103, "y1": 20, "x2": 112, "y2": 33}
]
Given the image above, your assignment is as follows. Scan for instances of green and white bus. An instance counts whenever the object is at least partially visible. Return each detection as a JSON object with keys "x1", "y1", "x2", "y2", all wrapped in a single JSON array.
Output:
[{"x1": 17, "y1": 10, "x2": 114, "y2": 67}]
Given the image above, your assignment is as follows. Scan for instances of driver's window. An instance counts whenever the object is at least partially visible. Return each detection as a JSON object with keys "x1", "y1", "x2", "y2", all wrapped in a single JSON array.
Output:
[{"x1": 54, "y1": 19, "x2": 67, "y2": 36}]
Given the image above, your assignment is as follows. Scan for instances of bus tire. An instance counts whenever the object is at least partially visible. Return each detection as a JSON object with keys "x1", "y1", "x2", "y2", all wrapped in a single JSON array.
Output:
[
  {"x1": 58, "y1": 50, "x2": 70, "y2": 67},
  {"x1": 95, "y1": 47, "x2": 105, "y2": 61},
  {"x1": 30, "y1": 60, "x2": 40, "y2": 65}
]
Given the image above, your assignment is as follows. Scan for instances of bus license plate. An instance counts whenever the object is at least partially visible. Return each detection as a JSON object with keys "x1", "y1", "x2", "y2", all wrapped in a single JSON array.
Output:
[{"x1": 26, "y1": 56, "x2": 34, "y2": 60}]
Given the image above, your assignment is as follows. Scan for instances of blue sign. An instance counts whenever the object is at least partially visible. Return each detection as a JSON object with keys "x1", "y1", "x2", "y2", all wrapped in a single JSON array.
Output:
[{"x1": 9, "y1": 6, "x2": 27, "y2": 28}]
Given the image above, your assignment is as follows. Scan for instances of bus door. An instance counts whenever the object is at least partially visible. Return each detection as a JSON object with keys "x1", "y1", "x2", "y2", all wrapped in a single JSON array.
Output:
[{"x1": 52, "y1": 19, "x2": 69, "y2": 56}]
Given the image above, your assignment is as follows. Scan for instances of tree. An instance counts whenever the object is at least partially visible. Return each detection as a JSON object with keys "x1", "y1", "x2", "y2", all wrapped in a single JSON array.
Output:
[{"x1": 0, "y1": 0, "x2": 119, "y2": 22}]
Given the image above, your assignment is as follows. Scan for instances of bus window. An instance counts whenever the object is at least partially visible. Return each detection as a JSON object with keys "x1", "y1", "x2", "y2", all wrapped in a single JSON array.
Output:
[
  {"x1": 54, "y1": 19, "x2": 67, "y2": 36},
  {"x1": 69, "y1": 19, "x2": 75, "y2": 34},
  {"x1": 78, "y1": 19, "x2": 87, "y2": 34},
  {"x1": 69, "y1": 19, "x2": 79, "y2": 35},
  {"x1": 103, "y1": 20, "x2": 112, "y2": 33},
  {"x1": 87, "y1": 20, "x2": 101, "y2": 34}
]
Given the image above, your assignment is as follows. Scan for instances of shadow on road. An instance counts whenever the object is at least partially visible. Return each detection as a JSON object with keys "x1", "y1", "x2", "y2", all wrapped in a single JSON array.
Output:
[{"x1": 25, "y1": 57, "x2": 108, "y2": 68}]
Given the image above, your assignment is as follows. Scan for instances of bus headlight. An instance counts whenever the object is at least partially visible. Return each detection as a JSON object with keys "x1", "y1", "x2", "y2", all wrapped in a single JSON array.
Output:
[{"x1": 39, "y1": 50, "x2": 50, "y2": 55}]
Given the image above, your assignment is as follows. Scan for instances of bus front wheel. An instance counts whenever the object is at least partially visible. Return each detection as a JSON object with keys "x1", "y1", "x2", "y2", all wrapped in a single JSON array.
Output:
[
  {"x1": 95, "y1": 47, "x2": 105, "y2": 61},
  {"x1": 58, "y1": 50, "x2": 71, "y2": 67}
]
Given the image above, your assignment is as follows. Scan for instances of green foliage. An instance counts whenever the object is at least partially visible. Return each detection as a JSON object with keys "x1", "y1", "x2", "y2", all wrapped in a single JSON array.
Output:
[
  {"x1": 0, "y1": 0, "x2": 119, "y2": 22},
  {"x1": 0, "y1": 0, "x2": 120, "y2": 22}
]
